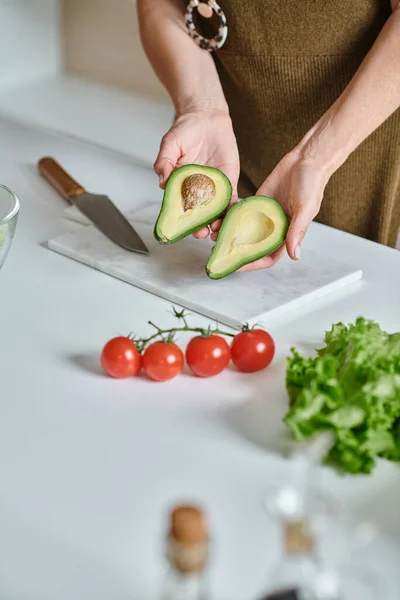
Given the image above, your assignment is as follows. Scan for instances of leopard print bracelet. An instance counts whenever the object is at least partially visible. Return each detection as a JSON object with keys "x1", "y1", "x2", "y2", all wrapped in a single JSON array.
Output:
[{"x1": 185, "y1": 0, "x2": 228, "y2": 52}]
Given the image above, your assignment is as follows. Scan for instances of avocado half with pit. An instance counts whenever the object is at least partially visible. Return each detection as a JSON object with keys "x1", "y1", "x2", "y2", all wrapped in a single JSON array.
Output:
[
  {"x1": 206, "y1": 196, "x2": 289, "y2": 279},
  {"x1": 154, "y1": 164, "x2": 232, "y2": 244}
]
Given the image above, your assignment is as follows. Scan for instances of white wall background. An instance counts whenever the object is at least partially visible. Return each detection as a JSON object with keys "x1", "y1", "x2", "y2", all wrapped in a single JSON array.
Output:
[
  {"x1": 62, "y1": 0, "x2": 168, "y2": 102},
  {"x1": 0, "y1": 0, "x2": 62, "y2": 91},
  {"x1": 0, "y1": 0, "x2": 166, "y2": 101}
]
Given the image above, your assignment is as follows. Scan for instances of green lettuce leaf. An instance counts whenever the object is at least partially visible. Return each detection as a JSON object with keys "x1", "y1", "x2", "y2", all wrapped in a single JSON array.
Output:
[{"x1": 283, "y1": 318, "x2": 400, "y2": 474}]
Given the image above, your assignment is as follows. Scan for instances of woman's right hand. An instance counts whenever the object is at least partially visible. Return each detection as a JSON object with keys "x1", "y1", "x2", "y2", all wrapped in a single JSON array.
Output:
[{"x1": 154, "y1": 109, "x2": 240, "y2": 240}]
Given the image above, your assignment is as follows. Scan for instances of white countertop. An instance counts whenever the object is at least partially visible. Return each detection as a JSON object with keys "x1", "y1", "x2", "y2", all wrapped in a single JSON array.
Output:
[
  {"x1": 1, "y1": 118, "x2": 400, "y2": 599},
  {"x1": 0, "y1": 74, "x2": 174, "y2": 168}
]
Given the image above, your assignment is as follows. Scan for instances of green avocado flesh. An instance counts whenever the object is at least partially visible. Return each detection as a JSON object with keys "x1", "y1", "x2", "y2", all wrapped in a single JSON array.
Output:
[
  {"x1": 154, "y1": 164, "x2": 232, "y2": 244},
  {"x1": 206, "y1": 196, "x2": 289, "y2": 279}
]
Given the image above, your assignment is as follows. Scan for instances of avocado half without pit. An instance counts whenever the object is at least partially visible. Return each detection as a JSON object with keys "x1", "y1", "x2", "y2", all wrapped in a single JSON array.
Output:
[
  {"x1": 154, "y1": 164, "x2": 232, "y2": 244},
  {"x1": 205, "y1": 196, "x2": 289, "y2": 279}
]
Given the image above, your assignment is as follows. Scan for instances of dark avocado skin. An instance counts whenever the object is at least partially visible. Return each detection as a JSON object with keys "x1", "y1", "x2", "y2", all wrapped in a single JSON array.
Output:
[
  {"x1": 205, "y1": 197, "x2": 289, "y2": 280},
  {"x1": 153, "y1": 164, "x2": 232, "y2": 245}
]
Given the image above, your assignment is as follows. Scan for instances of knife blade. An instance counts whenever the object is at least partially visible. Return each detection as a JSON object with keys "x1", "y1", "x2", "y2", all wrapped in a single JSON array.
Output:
[{"x1": 38, "y1": 156, "x2": 149, "y2": 254}]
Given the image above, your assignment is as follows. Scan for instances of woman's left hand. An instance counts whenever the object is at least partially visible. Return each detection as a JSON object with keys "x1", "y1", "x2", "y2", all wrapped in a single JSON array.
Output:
[
  {"x1": 212, "y1": 150, "x2": 330, "y2": 272},
  {"x1": 244, "y1": 151, "x2": 330, "y2": 270},
  {"x1": 234, "y1": 0, "x2": 400, "y2": 272}
]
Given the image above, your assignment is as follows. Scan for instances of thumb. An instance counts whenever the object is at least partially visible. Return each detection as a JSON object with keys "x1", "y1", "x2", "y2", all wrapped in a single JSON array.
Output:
[
  {"x1": 214, "y1": 162, "x2": 239, "y2": 211},
  {"x1": 206, "y1": 163, "x2": 239, "y2": 240},
  {"x1": 153, "y1": 131, "x2": 180, "y2": 189},
  {"x1": 286, "y1": 202, "x2": 317, "y2": 260},
  {"x1": 221, "y1": 163, "x2": 239, "y2": 204}
]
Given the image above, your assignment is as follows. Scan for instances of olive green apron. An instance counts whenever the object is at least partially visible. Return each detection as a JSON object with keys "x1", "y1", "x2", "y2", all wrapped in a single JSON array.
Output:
[{"x1": 197, "y1": 0, "x2": 400, "y2": 247}]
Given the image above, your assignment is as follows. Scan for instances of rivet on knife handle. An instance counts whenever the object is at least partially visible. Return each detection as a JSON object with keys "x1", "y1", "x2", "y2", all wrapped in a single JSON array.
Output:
[{"x1": 38, "y1": 156, "x2": 86, "y2": 203}]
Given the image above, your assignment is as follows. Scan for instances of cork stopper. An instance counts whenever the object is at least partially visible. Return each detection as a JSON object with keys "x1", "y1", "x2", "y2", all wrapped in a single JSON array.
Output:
[
  {"x1": 283, "y1": 521, "x2": 313, "y2": 554},
  {"x1": 170, "y1": 506, "x2": 207, "y2": 544},
  {"x1": 167, "y1": 505, "x2": 209, "y2": 573}
]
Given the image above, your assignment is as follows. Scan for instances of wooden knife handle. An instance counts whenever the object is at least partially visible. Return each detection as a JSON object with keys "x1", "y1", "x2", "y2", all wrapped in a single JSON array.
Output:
[{"x1": 38, "y1": 157, "x2": 86, "y2": 203}]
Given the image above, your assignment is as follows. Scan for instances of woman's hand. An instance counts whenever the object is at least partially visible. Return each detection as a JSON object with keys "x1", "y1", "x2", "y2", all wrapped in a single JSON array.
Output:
[
  {"x1": 154, "y1": 109, "x2": 240, "y2": 239},
  {"x1": 209, "y1": 149, "x2": 329, "y2": 272},
  {"x1": 240, "y1": 151, "x2": 329, "y2": 271},
  {"x1": 240, "y1": 0, "x2": 400, "y2": 272}
]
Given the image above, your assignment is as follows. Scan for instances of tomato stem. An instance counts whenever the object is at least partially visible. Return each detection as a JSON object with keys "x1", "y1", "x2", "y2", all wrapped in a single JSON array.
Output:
[
  {"x1": 135, "y1": 325, "x2": 236, "y2": 352},
  {"x1": 133, "y1": 308, "x2": 237, "y2": 352},
  {"x1": 241, "y1": 322, "x2": 265, "y2": 332}
]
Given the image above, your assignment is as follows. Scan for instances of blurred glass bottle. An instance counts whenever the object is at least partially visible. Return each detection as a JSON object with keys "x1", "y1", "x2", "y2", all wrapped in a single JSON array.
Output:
[
  {"x1": 162, "y1": 505, "x2": 210, "y2": 600},
  {"x1": 258, "y1": 518, "x2": 320, "y2": 600},
  {"x1": 260, "y1": 433, "x2": 343, "y2": 600}
]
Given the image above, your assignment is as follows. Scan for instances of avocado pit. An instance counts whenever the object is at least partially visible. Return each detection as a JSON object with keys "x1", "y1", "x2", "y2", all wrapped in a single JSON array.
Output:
[
  {"x1": 153, "y1": 164, "x2": 232, "y2": 244},
  {"x1": 181, "y1": 174, "x2": 216, "y2": 211}
]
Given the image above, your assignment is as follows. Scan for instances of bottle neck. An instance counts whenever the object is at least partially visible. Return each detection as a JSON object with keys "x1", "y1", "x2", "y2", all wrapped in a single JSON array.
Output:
[
  {"x1": 166, "y1": 534, "x2": 209, "y2": 574},
  {"x1": 163, "y1": 535, "x2": 209, "y2": 600},
  {"x1": 164, "y1": 565, "x2": 206, "y2": 600}
]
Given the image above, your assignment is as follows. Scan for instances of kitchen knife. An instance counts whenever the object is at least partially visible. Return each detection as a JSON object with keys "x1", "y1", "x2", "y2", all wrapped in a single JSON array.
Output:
[{"x1": 38, "y1": 156, "x2": 149, "y2": 254}]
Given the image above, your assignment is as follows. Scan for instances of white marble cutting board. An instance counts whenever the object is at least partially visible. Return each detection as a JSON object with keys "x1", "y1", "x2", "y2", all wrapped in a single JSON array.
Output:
[{"x1": 48, "y1": 203, "x2": 363, "y2": 328}]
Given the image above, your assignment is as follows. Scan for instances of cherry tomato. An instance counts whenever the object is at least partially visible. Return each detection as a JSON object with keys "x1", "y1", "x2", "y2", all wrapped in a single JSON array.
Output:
[
  {"x1": 230, "y1": 329, "x2": 275, "y2": 373},
  {"x1": 101, "y1": 336, "x2": 141, "y2": 378},
  {"x1": 143, "y1": 341, "x2": 184, "y2": 381},
  {"x1": 185, "y1": 335, "x2": 231, "y2": 378}
]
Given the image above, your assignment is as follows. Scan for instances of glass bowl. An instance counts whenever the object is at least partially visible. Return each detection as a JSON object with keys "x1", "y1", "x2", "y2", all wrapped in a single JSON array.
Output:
[{"x1": 0, "y1": 184, "x2": 20, "y2": 270}]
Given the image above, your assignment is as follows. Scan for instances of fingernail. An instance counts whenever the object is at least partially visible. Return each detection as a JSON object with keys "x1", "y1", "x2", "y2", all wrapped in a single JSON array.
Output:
[
  {"x1": 159, "y1": 175, "x2": 163, "y2": 186},
  {"x1": 294, "y1": 245, "x2": 301, "y2": 260}
]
